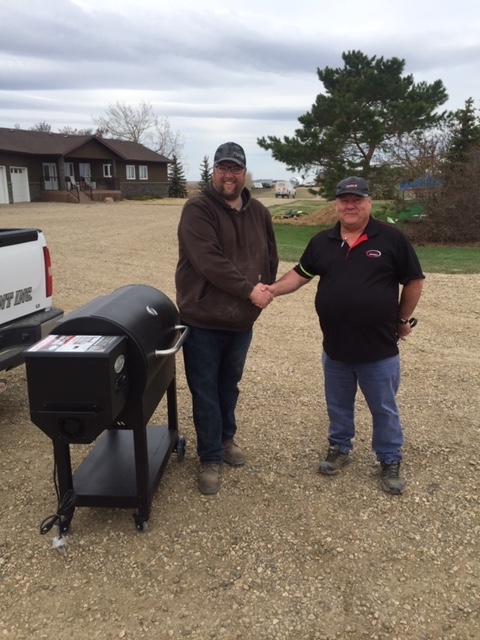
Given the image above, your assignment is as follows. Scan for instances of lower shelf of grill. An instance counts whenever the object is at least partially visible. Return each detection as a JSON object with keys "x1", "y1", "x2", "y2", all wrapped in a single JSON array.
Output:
[{"x1": 71, "y1": 426, "x2": 178, "y2": 508}]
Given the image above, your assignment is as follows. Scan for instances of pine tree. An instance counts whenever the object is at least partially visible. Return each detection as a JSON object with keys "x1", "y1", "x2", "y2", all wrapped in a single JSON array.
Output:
[
  {"x1": 446, "y1": 98, "x2": 480, "y2": 167},
  {"x1": 258, "y1": 50, "x2": 448, "y2": 198},
  {"x1": 198, "y1": 156, "x2": 213, "y2": 190},
  {"x1": 168, "y1": 154, "x2": 188, "y2": 198}
]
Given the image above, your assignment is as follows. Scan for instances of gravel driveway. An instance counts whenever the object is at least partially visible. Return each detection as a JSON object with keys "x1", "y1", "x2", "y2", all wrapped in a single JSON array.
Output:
[{"x1": 0, "y1": 200, "x2": 478, "y2": 640}]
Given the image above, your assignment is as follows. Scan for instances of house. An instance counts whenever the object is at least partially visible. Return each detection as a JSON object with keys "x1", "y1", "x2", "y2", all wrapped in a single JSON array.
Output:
[{"x1": 0, "y1": 127, "x2": 171, "y2": 204}]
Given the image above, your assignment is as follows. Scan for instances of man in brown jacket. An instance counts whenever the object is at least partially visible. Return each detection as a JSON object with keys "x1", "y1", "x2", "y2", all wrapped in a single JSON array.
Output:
[{"x1": 175, "y1": 142, "x2": 278, "y2": 494}]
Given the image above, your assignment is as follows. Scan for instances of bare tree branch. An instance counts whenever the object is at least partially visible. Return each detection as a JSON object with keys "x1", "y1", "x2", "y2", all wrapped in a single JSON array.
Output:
[
  {"x1": 92, "y1": 101, "x2": 158, "y2": 143},
  {"x1": 147, "y1": 117, "x2": 186, "y2": 159},
  {"x1": 92, "y1": 102, "x2": 185, "y2": 160}
]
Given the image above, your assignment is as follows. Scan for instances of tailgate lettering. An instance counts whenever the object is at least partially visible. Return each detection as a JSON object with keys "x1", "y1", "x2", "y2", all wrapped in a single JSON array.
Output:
[
  {"x1": 1, "y1": 288, "x2": 33, "y2": 310},
  {"x1": 0, "y1": 292, "x2": 15, "y2": 309},
  {"x1": 14, "y1": 287, "x2": 33, "y2": 305}
]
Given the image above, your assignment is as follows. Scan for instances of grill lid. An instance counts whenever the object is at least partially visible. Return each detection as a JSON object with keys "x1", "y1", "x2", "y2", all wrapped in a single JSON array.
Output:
[{"x1": 53, "y1": 285, "x2": 183, "y2": 391}]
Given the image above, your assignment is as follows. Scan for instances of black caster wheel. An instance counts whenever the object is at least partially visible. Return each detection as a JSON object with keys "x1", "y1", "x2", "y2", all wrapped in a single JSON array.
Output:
[{"x1": 175, "y1": 435, "x2": 186, "y2": 461}]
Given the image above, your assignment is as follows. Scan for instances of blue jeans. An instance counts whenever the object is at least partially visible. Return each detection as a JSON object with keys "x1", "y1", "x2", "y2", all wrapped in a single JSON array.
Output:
[
  {"x1": 322, "y1": 352, "x2": 403, "y2": 464},
  {"x1": 182, "y1": 326, "x2": 253, "y2": 463}
]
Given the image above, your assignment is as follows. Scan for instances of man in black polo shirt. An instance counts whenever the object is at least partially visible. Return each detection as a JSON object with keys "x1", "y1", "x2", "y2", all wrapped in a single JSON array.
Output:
[{"x1": 267, "y1": 177, "x2": 424, "y2": 494}]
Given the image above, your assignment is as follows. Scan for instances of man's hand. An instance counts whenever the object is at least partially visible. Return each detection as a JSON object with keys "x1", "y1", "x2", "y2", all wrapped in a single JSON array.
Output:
[
  {"x1": 249, "y1": 283, "x2": 274, "y2": 309},
  {"x1": 396, "y1": 319, "x2": 417, "y2": 341}
]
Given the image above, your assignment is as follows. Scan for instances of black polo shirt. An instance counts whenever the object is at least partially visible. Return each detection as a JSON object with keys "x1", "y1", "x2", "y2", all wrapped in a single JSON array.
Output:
[{"x1": 294, "y1": 216, "x2": 424, "y2": 364}]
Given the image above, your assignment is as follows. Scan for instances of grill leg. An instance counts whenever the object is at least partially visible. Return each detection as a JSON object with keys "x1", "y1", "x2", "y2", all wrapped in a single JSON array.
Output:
[
  {"x1": 167, "y1": 376, "x2": 179, "y2": 432},
  {"x1": 132, "y1": 418, "x2": 151, "y2": 528},
  {"x1": 52, "y1": 440, "x2": 75, "y2": 530}
]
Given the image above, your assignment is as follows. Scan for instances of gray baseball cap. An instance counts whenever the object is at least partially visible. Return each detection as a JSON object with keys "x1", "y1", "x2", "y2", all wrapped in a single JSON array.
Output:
[{"x1": 214, "y1": 142, "x2": 246, "y2": 168}]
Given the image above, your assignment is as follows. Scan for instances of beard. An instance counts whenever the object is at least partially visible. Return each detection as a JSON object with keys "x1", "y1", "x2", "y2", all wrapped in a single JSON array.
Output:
[
  {"x1": 218, "y1": 183, "x2": 243, "y2": 201},
  {"x1": 212, "y1": 172, "x2": 245, "y2": 202}
]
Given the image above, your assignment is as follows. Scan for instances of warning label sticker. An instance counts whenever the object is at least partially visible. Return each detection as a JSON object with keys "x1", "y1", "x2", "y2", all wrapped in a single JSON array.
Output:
[{"x1": 28, "y1": 335, "x2": 120, "y2": 353}]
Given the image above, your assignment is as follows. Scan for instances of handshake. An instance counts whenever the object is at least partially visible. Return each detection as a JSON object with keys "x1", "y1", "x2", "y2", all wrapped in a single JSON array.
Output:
[{"x1": 249, "y1": 282, "x2": 276, "y2": 309}]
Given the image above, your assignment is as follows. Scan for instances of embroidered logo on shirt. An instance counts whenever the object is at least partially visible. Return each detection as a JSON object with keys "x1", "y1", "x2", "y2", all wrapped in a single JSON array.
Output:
[{"x1": 366, "y1": 250, "x2": 382, "y2": 258}]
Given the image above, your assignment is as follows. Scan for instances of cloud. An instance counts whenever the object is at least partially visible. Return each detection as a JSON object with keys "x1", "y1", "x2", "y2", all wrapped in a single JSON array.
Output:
[{"x1": 1, "y1": 0, "x2": 479, "y2": 178}]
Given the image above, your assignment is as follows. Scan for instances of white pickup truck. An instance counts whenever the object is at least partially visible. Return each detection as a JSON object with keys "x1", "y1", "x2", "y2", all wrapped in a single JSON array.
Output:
[
  {"x1": 0, "y1": 228, "x2": 63, "y2": 387},
  {"x1": 274, "y1": 181, "x2": 296, "y2": 199}
]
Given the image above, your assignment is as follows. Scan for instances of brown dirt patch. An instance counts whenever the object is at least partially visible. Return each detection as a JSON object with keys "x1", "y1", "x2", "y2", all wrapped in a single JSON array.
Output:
[{"x1": 272, "y1": 203, "x2": 338, "y2": 226}]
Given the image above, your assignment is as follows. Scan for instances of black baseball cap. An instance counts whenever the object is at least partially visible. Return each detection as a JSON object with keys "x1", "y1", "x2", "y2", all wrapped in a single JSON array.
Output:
[
  {"x1": 335, "y1": 176, "x2": 370, "y2": 198},
  {"x1": 214, "y1": 142, "x2": 246, "y2": 168}
]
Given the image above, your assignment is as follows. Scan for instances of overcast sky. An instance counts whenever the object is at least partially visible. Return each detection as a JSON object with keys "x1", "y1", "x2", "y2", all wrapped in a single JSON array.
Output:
[{"x1": 1, "y1": 0, "x2": 479, "y2": 180}]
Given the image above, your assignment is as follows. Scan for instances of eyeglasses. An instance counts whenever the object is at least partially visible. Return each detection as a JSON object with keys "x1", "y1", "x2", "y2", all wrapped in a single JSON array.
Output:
[{"x1": 215, "y1": 164, "x2": 244, "y2": 175}]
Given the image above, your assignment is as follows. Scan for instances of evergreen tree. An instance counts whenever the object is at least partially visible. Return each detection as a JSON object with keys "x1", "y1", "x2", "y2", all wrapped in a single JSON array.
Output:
[
  {"x1": 446, "y1": 98, "x2": 480, "y2": 167},
  {"x1": 198, "y1": 156, "x2": 213, "y2": 190},
  {"x1": 258, "y1": 50, "x2": 448, "y2": 198},
  {"x1": 168, "y1": 154, "x2": 188, "y2": 198}
]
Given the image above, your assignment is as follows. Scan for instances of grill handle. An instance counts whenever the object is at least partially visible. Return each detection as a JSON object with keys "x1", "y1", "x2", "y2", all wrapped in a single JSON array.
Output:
[{"x1": 155, "y1": 325, "x2": 190, "y2": 357}]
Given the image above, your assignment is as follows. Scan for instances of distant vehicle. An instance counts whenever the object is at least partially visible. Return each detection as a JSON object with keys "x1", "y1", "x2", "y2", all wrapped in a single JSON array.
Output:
[
  {"x1": 252, "y1": 182, "x2": 264, "y2": 189},
  {"x1": 275, "y1": 181, "x2": 296, "y2": 199},
  {"x1": 303, "y1": 181, "x2": 316, "y2": 187}
]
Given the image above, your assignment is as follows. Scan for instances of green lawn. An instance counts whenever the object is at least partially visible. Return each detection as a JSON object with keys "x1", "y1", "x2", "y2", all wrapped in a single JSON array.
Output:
[{"x1": 273, "y1": 223, "x2": 480, "y2": 273}]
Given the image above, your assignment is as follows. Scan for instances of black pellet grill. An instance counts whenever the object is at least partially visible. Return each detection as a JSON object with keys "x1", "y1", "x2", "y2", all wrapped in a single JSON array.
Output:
[{"x1": 25, "y1": 285, "x2": 188, "y2": 532}]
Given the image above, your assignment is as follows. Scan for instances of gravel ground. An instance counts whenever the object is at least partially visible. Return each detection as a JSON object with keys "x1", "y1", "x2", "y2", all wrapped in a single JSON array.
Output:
[{"x1": 0, "y1": 200, "x2": 479, "y2": 640}]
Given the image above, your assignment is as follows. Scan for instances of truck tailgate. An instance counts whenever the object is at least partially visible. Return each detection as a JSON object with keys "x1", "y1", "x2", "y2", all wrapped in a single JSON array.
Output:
[{"x1": 0, "y1": 306, "x2": 64, "y2": 371}]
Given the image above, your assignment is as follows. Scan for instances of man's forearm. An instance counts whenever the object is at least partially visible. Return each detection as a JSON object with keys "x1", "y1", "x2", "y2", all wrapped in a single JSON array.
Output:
[
  {"x1": 268, "y1": 269, "x2": 310, "y2": 297},
  {"x1": 398, "y1": 278, "x2": 424, "y2": 318}
]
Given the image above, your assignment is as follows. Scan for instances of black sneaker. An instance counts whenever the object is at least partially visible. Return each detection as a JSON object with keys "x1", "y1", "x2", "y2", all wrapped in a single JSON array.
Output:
[
  {"x1": 380, "y1": 461, "x2": 405, "y2": 494},
  {"x1": 318, "y1": 445, "x2": 350, "y2": 475}
]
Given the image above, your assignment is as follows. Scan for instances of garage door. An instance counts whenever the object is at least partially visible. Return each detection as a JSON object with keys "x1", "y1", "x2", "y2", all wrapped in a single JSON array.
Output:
[
  {"x1": 0, "y1": 166, "x2": 8, "y2": 204},
  {"x1": 11, "y1": 167, "x2": 31, "y2": 203}
]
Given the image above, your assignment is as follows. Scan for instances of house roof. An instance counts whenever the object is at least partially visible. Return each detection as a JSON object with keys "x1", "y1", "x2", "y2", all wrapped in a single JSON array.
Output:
[
  {"x1": 0, "y1": 127, "x2": 171, "y2": 163},
  {"x1": 399, "y1": 177, "x2": 443, "y2": 190}
]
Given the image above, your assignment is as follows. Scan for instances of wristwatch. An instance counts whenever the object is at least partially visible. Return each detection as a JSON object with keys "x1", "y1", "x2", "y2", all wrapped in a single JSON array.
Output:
[{"x1": 397, "y1": 318, "x2": 418, "y2": 327}]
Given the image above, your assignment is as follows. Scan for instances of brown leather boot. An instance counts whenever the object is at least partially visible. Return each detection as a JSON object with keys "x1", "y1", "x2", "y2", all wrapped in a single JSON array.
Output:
[
  {"x1": 198, "y1": 463, "x2": 221, "y2": 494},
  {"x1": 222, "y1": 439, "x2": 246, "y2": 466}
]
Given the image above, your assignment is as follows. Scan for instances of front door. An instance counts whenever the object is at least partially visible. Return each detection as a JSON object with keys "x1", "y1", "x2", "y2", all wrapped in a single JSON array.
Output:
[
  {"x1": 64, "y1": 162, "x2": 75, "y2": 189},
  {"x1": 79, "y1": 163, "x2": 91, "y2": 183},
  {"x1": 11, "y1": 167, "x2": 30, "y2": 203},
  {"x1": 64, "y1": 162, "x2": 74, "y2": 180},
  {"x1": 43, "y1": 163, "x2": 58, "y2": 190}
]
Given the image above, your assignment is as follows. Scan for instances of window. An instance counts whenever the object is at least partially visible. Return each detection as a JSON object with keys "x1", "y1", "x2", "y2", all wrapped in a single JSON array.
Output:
[
  {"x1": 103, "y1": 164, "x2": 112, "y2": 178},
  {"x1": 126, "y1": 165, "x2": 136, "y2": 180},
  {"x1": 139, "y1": 165, "x2": 148, "y2": 180}
]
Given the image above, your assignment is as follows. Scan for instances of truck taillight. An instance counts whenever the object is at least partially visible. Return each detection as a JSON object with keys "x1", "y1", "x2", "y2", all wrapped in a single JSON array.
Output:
[{"x1": 43, "y1": 247, "x2": 53, "y2": 297}]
